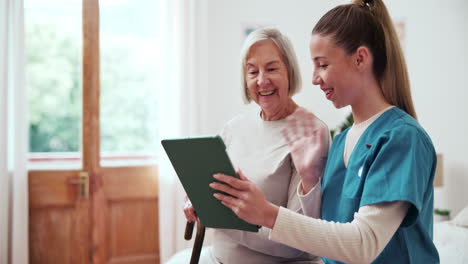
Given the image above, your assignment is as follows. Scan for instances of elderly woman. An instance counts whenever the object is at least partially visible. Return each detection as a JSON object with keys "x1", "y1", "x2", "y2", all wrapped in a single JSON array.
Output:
[{"x1": 167, "y1": 27, "x2": 329, "y2": 264}]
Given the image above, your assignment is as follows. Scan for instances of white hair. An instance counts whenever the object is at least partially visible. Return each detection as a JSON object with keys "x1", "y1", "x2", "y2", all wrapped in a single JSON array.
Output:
[{"x1": 240, "y1": 27, "x2": 302, "y2": 103}]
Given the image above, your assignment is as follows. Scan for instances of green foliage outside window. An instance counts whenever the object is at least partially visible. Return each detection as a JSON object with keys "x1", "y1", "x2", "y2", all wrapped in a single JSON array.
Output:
[
  {"x1": 27, "y1": 24, "x2": 81, "y2": 152},
  {"x1": 27, "y1": 23, "x2": 158, "y2": 153}
]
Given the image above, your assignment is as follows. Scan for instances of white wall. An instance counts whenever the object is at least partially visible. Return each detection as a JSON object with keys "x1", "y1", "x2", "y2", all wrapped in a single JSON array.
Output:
[{"x1": 190, "y1": 0, "x2": 468, "y2": 216}]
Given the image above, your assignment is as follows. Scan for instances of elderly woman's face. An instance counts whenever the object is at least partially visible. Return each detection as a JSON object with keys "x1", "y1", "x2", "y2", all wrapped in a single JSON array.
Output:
[{"x1": 245, "y1": 40, "x2": 290, "y2": 114}]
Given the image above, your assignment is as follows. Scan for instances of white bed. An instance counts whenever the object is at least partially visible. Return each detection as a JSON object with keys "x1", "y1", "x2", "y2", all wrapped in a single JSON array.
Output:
[{"x1": 433, "y1": 206, "x2": 468, "y2": 263}]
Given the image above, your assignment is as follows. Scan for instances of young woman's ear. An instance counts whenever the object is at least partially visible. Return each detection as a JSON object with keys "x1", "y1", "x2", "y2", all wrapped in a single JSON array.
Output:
[{"x1": 354, "y1": 46, "x2": 371, "y2": 71}]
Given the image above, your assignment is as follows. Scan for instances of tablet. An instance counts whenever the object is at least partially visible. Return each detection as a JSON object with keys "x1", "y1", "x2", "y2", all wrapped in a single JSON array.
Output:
[{"x1": 161, "y1": 135, "x2": 259, "y2": 232}]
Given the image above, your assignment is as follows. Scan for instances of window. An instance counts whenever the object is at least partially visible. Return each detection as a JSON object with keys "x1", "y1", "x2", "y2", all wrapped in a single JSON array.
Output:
[
  {"x1": 25, "y1": 0, "x2": 160, "y2": 169},
  {"x1": 25, "y1": 0, "x2": 82, "y2": 169},
  {"x1": 100, "y1": 0, "x2": 159, "y2": 166}
]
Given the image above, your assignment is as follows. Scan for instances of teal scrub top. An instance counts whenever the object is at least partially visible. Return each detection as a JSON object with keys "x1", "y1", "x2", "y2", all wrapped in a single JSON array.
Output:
[{"x1": 321, "y1": 108, "x2": 439, "y2": 264}]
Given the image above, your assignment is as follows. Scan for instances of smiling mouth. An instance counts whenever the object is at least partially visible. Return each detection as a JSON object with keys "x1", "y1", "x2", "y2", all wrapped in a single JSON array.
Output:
[
  {"x1": 323, "y1": 88, "x2": 334, "y2": 99},
  {"x1": 258, "y1": 90, "x2": 276, "y2": 96}
]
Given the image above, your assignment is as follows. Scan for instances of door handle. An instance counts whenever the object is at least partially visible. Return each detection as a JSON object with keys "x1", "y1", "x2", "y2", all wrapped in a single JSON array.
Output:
[{"x1": 68, "y1": 172, "x2": 89, "y2": 199}]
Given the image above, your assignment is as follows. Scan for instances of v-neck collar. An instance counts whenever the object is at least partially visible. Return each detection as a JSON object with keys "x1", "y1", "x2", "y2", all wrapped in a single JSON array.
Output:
[{"x1": 342, "y1": 106, "x2": 394, "y2": 168}]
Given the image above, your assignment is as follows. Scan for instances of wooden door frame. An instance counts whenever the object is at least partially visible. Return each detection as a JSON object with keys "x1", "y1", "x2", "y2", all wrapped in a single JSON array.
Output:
[
  {"x1": 82, "y1": 0, "x2": 100, "y2": 173},
  {"x1": 83, "y1": 0, "x2": 102, "y2": 262}
]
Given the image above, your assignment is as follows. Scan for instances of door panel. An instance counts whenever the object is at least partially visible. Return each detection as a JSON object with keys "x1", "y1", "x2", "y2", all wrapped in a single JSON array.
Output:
[
  {"x1": 30, "y1": 208, "x2": 74, "y2": 263},
  {"x1": 103, "y1": 167, "x2": 158, "y2": 200},
  {"x1": 109, "y1": 199, "x2": 159, "y2": 260},
  {"x1": 93, "y1": 166, "x2": 159, "y2": 264},
  {"x1": 29, "y1": 171, "x2": 82, "y2": 207},
  {"x1": 29, "y1": 170, "x2": 90, "y2": 264}
]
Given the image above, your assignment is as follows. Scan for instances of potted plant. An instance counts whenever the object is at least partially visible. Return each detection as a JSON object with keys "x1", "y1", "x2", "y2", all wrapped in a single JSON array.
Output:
[
  {"x1": 330, "y1": 113, "x2": 354, "y2": 139},
  {"x1": 434, "y1": 208, "x2": 450, "y2": 222}
]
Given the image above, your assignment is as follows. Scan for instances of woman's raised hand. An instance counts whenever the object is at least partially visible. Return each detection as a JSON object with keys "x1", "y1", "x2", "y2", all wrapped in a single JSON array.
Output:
[
  {"x1": 210, "y1": 170, "x2": 279, "y2": 229},
  {"x1": 281, "y1": 108, "x2": 329, "y2": 192}
]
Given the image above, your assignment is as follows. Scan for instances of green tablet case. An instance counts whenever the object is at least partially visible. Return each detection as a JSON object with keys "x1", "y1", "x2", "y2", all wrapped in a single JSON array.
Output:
[{"x1": 161, "y1": 136, "x2": 260, "y2": 232}]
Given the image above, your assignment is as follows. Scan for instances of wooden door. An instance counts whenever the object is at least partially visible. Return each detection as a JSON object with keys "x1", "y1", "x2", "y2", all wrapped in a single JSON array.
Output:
[
  {"x1": 29, "y1": 170, "x2": 91, "y2": 264},
  {"x1": 29, "y1": 0, "x2": 160, "y2": 263}
]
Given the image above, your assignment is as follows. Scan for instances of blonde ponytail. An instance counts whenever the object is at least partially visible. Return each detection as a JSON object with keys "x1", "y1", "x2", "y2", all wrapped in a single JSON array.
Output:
[{"x1": 369, "y1": 0, "x2": 417, "y2": 119}]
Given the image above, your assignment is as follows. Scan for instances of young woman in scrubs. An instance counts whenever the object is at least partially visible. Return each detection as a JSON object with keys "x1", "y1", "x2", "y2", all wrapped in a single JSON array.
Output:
[{"x1": 210, "y1": 0, "x2": 440, "y2": 263}]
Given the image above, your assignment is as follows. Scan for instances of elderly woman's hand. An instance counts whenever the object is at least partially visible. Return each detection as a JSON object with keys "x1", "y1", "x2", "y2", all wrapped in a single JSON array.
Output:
[
  {"x1": 210, "y1": 171, "x2": 279, "y2": 229},
  {"x1": 281, "y1": 107, "x2": 329, "y2": 193},
  {"x1": 183, "y1": 195, "x2": 198, "y2": 223}
]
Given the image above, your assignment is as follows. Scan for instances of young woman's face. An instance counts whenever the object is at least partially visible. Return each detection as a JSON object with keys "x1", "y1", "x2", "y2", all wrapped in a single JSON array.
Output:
[
  {"x1": 309, "y1": 34, "x2": 359, "y2": 109},
  {"x1": 245, "y1": 40, "x2": 290, "y2": 114}
]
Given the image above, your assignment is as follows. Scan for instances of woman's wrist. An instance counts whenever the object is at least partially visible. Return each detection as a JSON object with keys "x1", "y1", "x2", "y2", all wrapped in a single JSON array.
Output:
[
  {"x1": 299, "y1": 167, "x2": 322, "y2": 193},
  {"x1": 265, "y1": 203, "x2": 280, "y2": 229}
]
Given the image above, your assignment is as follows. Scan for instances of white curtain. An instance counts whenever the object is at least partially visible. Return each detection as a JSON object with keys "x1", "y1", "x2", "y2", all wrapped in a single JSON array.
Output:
[
  {"x1": 157, "y1": 0, "x2": 202, "y2": 262},
  {"x1": 0, "y1": 0, "x2": 28, "y2": 264}
]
